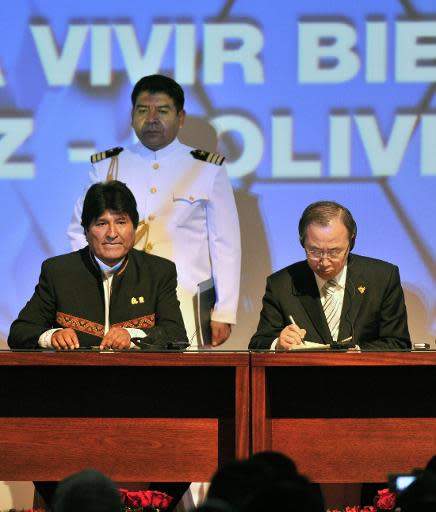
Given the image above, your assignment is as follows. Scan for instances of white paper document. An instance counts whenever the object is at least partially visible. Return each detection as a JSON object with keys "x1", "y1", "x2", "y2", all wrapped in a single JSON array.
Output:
[{"x1": 290, "y1": 341, "x2": 330, "y2": 350}]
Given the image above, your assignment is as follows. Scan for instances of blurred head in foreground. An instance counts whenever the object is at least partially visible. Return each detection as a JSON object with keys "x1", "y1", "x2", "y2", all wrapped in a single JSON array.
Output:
[
  {"x1": 203, "y1": 451, "x2": 323, "y2": 512},
  {"x1": 52, "y1": 469, "x2": 121, "y2": 512}
]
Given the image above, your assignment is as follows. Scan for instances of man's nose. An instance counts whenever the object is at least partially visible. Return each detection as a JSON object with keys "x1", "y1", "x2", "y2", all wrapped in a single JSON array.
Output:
[
  {"x1": 106, "y1": 224, "x2": 118, "y2": 238},
  {"x1": 145, "y1": 108, "x2": 159, "y2": 122},
  {"x1": 317, "y1": 257, "x2": 329, "y2": 267}
]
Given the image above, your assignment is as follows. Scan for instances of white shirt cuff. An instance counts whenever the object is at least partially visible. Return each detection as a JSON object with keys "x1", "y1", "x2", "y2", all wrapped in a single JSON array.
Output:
[
  {"x1": 38, "y1": 328, "x2": 61, "y2": 348},
  {"x1": 125, "y1": 327, "x2": 147, "y2": 349},
  {"x1": 211, "y1": 310, "x2": 236, "y2": 325}
]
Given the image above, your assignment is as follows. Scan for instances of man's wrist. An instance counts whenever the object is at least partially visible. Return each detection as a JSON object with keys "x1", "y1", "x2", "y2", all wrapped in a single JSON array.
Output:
[
  {"x1": 125, "y1": 327, "x2": 146, "y2": 349},
  {"x1": 210, "y1": 311, "x2": 236, "y2": 324},
  {"x1": 38, "y1": 328, "x2": 61, "y2": 348}
]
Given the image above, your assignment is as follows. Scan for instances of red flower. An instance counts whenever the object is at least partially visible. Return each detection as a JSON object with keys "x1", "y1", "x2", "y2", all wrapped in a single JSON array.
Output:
[
  {"x1": 151, "y1": 491, "x2": 172, "y2": 510},
  {"x1": 119, "y1": 489, "x2": 144, "y2": 508},
  {"x1": 374, "y1": 489, "x2": 396, "y2": 510},
  {"x1": 139, "y1": 492, "x2": 153, "y2": 508},
  {"x1": 344, "y1": 506, "x2": 361, "y2": 512},
  {"x1": 118, "y1": 489, "x2": 173, "y2": 511}
]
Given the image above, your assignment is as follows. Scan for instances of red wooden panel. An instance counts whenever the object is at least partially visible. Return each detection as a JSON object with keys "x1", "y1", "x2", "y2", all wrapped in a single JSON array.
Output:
[
  {"x1": 272, "y1": 418, "x2": 436, "y2": 483},
  {"x1": 0, "y1": 418, "x2": 217, "y2": 481}
]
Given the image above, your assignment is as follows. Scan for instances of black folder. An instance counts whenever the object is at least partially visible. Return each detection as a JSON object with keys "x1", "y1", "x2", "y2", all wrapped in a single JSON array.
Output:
[{"x1": 196, "y1": 278, "x2": 216, "y2": 347}]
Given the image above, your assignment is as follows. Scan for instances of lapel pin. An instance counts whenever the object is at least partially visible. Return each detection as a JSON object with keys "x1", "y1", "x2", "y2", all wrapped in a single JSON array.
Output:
[
  {"x1": 357, "y1": 286, "x2": 366, "y2": 294},
  {"x1": 139, "y1": 296, "x2": 144, "y2": 303},
  {"x1": 131, "y1": 297, "x2": 138, "y2": 304}
]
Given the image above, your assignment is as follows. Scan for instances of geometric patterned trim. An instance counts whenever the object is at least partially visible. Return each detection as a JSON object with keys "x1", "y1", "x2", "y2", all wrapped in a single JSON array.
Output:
[
  {"x1": 112, "y1": 313, "x2": 155, "y2": 330},
  {"x1": 56, "y1": 312, "x2": 105, "y2": 338}
]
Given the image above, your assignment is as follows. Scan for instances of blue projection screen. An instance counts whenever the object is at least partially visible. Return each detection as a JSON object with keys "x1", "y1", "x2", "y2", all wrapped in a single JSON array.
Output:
[{"x1": 0, "y1": 0, "x2": 435, "y2": 348}]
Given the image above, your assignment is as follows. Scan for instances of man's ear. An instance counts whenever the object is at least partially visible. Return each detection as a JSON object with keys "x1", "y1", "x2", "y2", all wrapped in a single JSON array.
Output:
[{"x1": 178, "y1": 109, "x2": 186, "y2": 128}]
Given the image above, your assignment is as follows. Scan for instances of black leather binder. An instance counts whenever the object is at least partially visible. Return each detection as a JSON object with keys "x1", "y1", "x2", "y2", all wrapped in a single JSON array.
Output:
[{"x1": 197, "y1": 278, "x2": 216, "y2": 347}]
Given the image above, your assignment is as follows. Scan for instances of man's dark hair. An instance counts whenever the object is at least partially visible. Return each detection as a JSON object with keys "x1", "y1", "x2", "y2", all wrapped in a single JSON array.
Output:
[
  {"x1": 298, "y1": 200, "x2": 357, "y2": 250},
  {"x1": 52, "y1": 469, "x2": 121, "y2": 512},
  {"x1": 131, "y1": 74, "x2": 185, "y2": 113},
  {"x1": 427, "y1": 455, "x2": 436, "y2": 475},
  {"x1": 81, "y1": 180, "x2": 139, "y2": 231},
  {"x1": 242, "y1": 480, "x2": 324, "y2": 512},
  {"x1": 207, "y1": 452, "x2": 322, "y2": 512},
  {"x1": 250, "y1": 450, "x2": 299, "y2": 481}
]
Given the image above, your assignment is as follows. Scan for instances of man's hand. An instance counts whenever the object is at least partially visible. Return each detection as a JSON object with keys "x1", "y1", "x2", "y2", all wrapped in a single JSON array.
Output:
[
  {"x1": 100, "y1": 327, "x2": 131, "y2": 350},
  {"x1": 51, "y1": 328, "x2": 79, "y2": 350},
  {"x1": 276, "y1": 323, "x2": 307, "y2": 350},
  {"x1": 210, "y1": 321, "x2": 231, "y2": 347}
]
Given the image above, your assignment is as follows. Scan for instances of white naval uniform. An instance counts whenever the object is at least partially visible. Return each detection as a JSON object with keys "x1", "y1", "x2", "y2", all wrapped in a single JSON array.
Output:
[{"x1": 68, "y1": 138, "x2": 241, "y2": 347}]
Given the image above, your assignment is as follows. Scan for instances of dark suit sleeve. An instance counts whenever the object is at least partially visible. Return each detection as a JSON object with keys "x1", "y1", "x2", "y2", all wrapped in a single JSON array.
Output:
[
  {"x1": 249, "y1": 275, "x2": 287, "y2": 349},
  {"x1": 154, "y1": 261, "x2": 188, "y2": 343},
  {"x1": 8, "y1": 261, "x2": 57, "y2": 349},
  {"x1": 360, "y1": 265, "x2": 411, "y2": 350}
]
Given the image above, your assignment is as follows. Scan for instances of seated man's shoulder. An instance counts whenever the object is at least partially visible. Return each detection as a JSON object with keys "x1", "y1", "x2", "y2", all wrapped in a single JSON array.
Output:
[
  {"x1": 350, "y1": 254, "x2": 398, "y2": 272},
  {"x1": 268, "y1": 260, "x2": 309, "y2": 281},
  {"x1": 130, "y1": 249, "x2": 176, "y2": 272},
  {"x1": 41, "y1": 250, "x2": 83, "y2": 271}
]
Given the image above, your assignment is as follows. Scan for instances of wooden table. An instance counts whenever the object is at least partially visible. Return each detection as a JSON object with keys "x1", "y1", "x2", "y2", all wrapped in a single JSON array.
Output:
[
  {"x1": 0, "y1": 351, "x2": 249, "y2": 482},
  {"x1": 251, "y1": 351, "x2": 436, "y2": 483}
]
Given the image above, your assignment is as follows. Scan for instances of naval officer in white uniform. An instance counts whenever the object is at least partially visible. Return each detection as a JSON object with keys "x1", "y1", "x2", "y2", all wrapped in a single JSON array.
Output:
[{"x1": 68, "y1": 74, "x2": 241, "y2": 349}]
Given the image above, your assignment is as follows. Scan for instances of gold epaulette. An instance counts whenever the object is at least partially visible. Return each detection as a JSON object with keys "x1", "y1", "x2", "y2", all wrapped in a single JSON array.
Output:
[
  {"x1": 90, "y1": 146, "x2": 124, "y2": 164},
  {"x1": 190, "y1": 149, "x2": 225, "y2": 166}
]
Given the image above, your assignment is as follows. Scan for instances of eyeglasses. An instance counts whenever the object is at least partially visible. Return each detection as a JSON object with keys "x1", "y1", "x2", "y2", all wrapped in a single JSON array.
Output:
[{"x1": 305, "y1": 246, "x2": 349, "y2": 261}]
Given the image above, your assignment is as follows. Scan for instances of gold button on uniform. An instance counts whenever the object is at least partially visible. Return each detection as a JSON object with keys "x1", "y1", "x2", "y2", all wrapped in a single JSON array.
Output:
[
  {"x1": 146, "y1": 242, "x2": 153, "y2": 251},
  {"x1": 150, "y1": 187, "x2": 157, "y2": 193},
  {"x1": 148, "y1": 214, "x2": 155, "y2": 221},
  {"x1": 152, "y1": 162, "x2": 159, "y2": 170}
]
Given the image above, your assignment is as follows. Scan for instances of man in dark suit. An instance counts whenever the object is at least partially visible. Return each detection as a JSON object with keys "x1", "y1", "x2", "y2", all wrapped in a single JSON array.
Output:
[
  {"x1": 8, "y1": 180, "x2": 188, "y2": 509},
  {"x1": 8, "y1": 180, "x2": 187, "y2": 350},
  {"x1": 249, "y1": 200, "x2": 410, "y2": 351}
]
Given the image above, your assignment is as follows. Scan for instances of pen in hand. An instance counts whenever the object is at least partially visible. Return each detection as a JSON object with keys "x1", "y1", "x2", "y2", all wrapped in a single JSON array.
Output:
[
  {"x1": 338, "y1": 336, "x2": 352, "y2": 344},
  {"x1": 288, "y1": 315, "x2": 305, "y2": 345}
]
